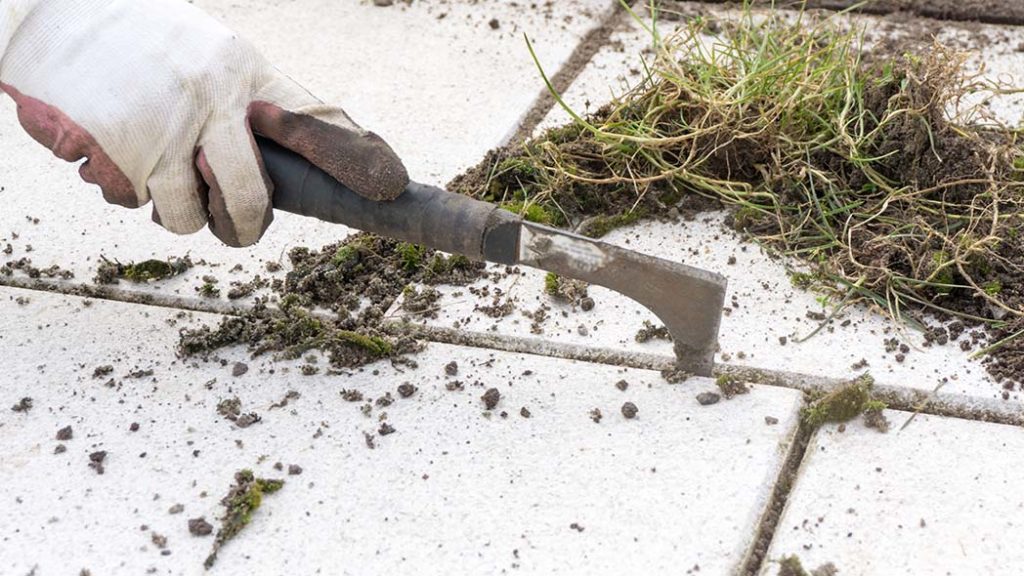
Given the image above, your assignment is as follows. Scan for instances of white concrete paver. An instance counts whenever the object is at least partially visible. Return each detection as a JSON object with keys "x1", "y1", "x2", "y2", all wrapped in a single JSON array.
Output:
[
  {"x1": 391, "y1": 3, "x2": 1023, "y2": 407},
  {"x1": 759, "y1": 411, "x2": 1024, "y2": 576},
  {"x1": 1, "y1": 286, "x2": 802, "y2": 575},
  {"x1": 0, "y1": 0, "x2": 616, "y2": 305}
]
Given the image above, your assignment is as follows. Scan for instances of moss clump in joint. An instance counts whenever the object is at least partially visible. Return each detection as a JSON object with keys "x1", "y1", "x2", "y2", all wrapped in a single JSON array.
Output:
[
  {"x1": 204, "y1": 469, "x2": 284, "y2": 569},
  {"x1": 801, "y1": 374, "x2": 886, "y2": 429}
]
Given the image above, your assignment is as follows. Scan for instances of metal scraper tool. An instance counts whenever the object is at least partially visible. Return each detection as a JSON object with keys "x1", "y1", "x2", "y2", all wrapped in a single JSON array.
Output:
[{"x1": 260, "y1": 138, "x2": 727, "y2": 377}]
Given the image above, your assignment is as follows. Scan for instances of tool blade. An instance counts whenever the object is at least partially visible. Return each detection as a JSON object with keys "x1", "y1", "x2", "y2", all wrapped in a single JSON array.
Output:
[{"x1": 513, "y1": 222, "x2": 727, "y2": 376}]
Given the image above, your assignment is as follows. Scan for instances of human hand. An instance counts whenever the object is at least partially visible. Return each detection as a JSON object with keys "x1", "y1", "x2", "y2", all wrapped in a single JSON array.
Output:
[{"x1": 0, "y1": 0, "x2": 408, "y2": 246}]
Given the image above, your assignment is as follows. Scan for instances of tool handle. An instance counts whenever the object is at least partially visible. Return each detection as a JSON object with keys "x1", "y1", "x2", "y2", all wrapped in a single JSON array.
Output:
[{"x1": 260, "y1": 137, "x2": 513, "y2": 261}]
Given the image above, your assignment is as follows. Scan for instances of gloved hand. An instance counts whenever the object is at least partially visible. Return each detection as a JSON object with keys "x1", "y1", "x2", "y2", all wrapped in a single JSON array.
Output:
[{"x1": 0, "y1": 0, "x2": 408, "y2": 246}]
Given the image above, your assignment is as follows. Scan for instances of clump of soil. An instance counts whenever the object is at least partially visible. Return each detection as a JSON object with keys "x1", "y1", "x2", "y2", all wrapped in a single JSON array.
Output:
[
  {"x1": 1, "y1": 257, "x2": 74, "y2": 280},
  {"x1": 216, "y1": 397, "x2": 261, "y2": 429},
  {"x1": 543, "y1": 272, "x2": 591, "y2": 308},
  {"x1": 177, "y1": 233, "x2": 484, "y2": 371},
  {"x1": 88, "y1": 451, "x2": 107, "y2": 475},
  {"x1": 449, "y1": 10, "x2": 1024, "y2": 386},
  {"x1": 802, "y1": 375, "x2": 887, "y2": 429},
  {"x1": 777, "y1": 554, "x2": 839, "y2": 576},
  {"x1": 481, "y1": 388, "x2": 501, "y2": 410},
  {"x1": 188, "y1": 517, "x2": 213, "y2": 537},
  {"x1": 10, "y1": 397, "x2": 32, "y2": 413},
  {"x1": 204, "y1": 469, "x2": 284, "y2": 569},
  {"x1": 635, "y1": 321, "x2": 671, "y2": 343},
  {"x1": 715, "y1": 374, "x2": 751, "y2": 399},
  {"x1": 93, "y1": 256, "x2": 192, "y2": 284}
]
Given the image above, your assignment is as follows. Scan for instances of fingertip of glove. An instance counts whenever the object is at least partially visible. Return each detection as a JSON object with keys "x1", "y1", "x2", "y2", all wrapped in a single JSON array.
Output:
[
  {"x1": 249, "y1": 103, "x2": 409, "y2": 201},
  {"x1": 350, "y1": 131, "x2": 410, "y2": 201}
]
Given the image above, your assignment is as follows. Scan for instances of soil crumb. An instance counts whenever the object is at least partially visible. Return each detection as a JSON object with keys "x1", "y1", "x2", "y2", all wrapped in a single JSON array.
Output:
[
  {"x1": 204, "y1": 469, "x2": 284, "y2": 569},
  {"x1": 715, "y1": 375, "x2": 751, "y2": 399},
  {"x1": 481, "y1": 388, "x2": 501, "y2": 410},
  {"x1": 188, "y1": 517, "x2": 213, "y2": 537}
]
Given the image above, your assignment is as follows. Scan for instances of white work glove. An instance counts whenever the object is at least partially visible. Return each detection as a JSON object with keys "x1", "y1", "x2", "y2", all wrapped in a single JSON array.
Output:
[{"x1": 0, "y1": 0, "x2": 408, "y2": 246}]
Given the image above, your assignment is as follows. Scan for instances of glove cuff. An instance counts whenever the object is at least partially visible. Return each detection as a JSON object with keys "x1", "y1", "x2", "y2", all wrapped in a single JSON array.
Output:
[{"x1": 0, "y1": 0, "x2": 43, "y2": 61}]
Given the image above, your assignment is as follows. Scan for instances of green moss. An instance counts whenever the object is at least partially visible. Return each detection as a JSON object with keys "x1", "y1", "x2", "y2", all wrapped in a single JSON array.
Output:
[
  {"x1": 94, "y1": 256, "x2": 192, "y2": 285},
  {"x1": 204, "y1": 469, "x2": 285, "y2": 569},
  {"x1": 198, "y1": 283, "x2": 220, "y2": 298},
  {"x1": 333, "y1": 331, "x2": 393, "y2": 357},
  {"x1": 332, "y1": 245, "x2": 360, "y2": 267},
  {"x1": 778, "y1": 555, "x2": 810, "y2": 576},
  {"x1": 579, "y1": 211, "x2": 644, "y2": 238},
  {"x1": 501, "y1": 200, "x2": 562, "y2": 226},
  {"x1": 984, "y1": 280, "x2": 1003, "y2": 296},
  {"x1": 544, "y1": 272, "x2": 561, "y2": 296},
  {"x1": 715, "y1": 374, "x2": 750, "y2": 398},
  {"x1": 801, "y1": 374, "x2": 877, "y2": 428},
  {"x1": 928, "y1": 251, "x2": 954, "y2": 290},
  {"x1": 396, "y1": 242, "x2": 427, "y2": 271}
]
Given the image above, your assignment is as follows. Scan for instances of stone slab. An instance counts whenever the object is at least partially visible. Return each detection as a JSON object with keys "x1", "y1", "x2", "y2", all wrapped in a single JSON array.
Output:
[
  {"x1": 0, "y1": 287, "x2": 803, "y2": 575},
  {"x1": 759, "y1": 410, "x2": 1024, "y2": 575}
]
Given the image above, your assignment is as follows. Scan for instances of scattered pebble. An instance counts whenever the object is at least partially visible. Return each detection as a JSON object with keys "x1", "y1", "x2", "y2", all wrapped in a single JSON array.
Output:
[
  {"x1": 765, "y1": 416, "x2": 779, "y2": 425},
  {"x1": 621, "y1": 402, "x2": 638, "y2": 419},
  {"x1": 168, "y1": 504, "x2": 185, "y2": 515},
  {"x1": 231, "y1": 362, "x2": 249, "y2": 377},
  {"x1": 288, "y1": 464, "x2": 303, "y2": 476},
  {"x1": 189, "y1": 517, "x2": 213, "y2": 537},
  {"x1": 10, "y1": 397, "x2": 32, "y2": 413},
  {"x1": 397, "y1": 383, "x2": 417, "y2": 398},
  {"x1": 569, "y1": 522, "x2": 585, "y2": 532},
  {"x1": 696, "y1": 392, "x2": 721, "y2": 406},
  {"x1": 378, "y1": 423, "x2": 396, "y2": 436},
  {"x1": 615, "y1": 379, "x2": 629, "y2": 391},
  {"x1": 589, "y1": 408, "x2": 603, "y2": 423},
  {"x1": 56, "y1": 425, "x2": 73, "y2": 441}
]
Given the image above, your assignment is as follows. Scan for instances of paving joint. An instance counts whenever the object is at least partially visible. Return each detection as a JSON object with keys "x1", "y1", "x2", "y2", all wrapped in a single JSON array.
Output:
[
  {"x1": 739, "y1": 420, "x2": 815, "y2": 576},
  {"x1": 504, "y1": 0, "x2": 630, "y2": 146},
  {"x1": 7, "y1": 274, "x2": 1021, "y2": 428}
]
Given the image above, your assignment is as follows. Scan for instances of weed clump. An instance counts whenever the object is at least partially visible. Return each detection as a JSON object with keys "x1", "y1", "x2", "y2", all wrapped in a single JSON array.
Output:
[
  {"x1": 94, "y1": 256, "x2": 192, "y2": 284},
  {"x1": 802, "y1": 374, "x2": 886, "y2": 429},
  {"x1": 177, "y1": 233, "x2": 484, "y2": 370},
  {"x1": 451, "y1": 6, "x2": 1024, "y2": 383},
  {"x1": 204, "y1": 469, "x2": 284, "y2": 569}
]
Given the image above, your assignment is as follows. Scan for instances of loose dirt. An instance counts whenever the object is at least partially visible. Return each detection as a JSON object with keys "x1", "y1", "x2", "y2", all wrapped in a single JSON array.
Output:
[{"x1": 177, "y1": 233, "x2": 485, "y2": 371}]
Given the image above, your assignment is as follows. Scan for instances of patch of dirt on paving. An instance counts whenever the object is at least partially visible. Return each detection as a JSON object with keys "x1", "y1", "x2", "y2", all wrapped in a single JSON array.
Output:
[
  {"x1": 776, "y1": 554, "x2": 839, "y2": 576},
  {"x1": 204, "y1": 469, "x2": 284, "y2": 569},
  {"x1": 449, "y1": 9, "x2": 1024, "y2": 387},
  {"x1": 177, "y1": 233, "x2": 485, "y2": 370}
]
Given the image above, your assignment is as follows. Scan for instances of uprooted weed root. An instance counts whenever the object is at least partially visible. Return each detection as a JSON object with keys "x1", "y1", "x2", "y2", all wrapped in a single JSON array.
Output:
[
  {"x1": 450, "y1": 7, "x2": 1024, "y2": 383},
  {"x1": 178, "y1": 233, "x2": 484, "y2": 369}
]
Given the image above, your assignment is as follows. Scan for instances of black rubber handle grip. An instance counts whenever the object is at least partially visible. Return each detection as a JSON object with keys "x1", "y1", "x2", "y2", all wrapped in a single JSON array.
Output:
[{"x1": 260, "y1": 137, "x2": 517, "y2": 262}]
